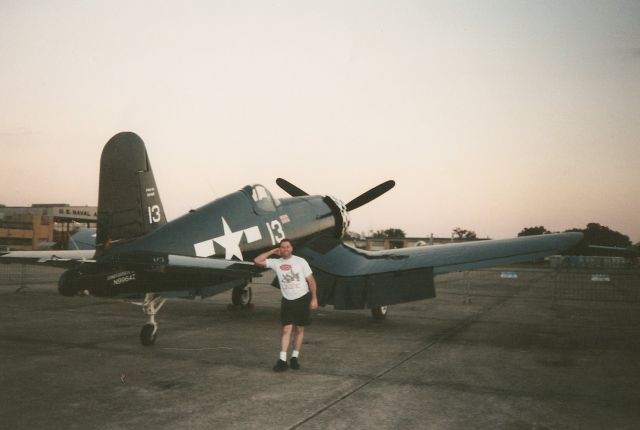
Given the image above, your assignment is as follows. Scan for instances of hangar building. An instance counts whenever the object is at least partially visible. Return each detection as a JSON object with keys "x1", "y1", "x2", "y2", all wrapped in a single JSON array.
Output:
[{"x1": 0, "y1": 204, "x2": 97, "y2": 251}]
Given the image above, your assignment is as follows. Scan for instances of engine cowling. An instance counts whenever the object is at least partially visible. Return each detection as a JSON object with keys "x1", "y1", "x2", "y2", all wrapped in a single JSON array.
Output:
[{"x1": 324, "y1": 195, "x2": 351, "y2": 238}]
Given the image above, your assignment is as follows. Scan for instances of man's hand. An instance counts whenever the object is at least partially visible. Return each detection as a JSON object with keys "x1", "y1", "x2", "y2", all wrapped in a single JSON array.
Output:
[
  {"x1": 254, "y1": 248, "x2": 281, "y2": 267},
  {"x1": 310, "y1": 297, "x2": 318, "y2": 311}
]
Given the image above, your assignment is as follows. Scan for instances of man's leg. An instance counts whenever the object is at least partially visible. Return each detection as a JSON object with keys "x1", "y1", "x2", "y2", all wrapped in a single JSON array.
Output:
[
  {"x1": 293, "y1": 326, "x2": 304, "y2": 352},
  {"x1": 280, "y1": 324, "x2": 293, "y2": 356},
  {"x1": 274, "y1": 324, "x2": 293, "y2": 372},
  {"x1": 290, "y1": 326, "x2": 304, "y2": 370}
]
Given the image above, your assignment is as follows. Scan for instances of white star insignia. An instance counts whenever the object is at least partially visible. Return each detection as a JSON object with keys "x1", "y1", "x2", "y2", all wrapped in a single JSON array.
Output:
[
  {"x1": 213, "y1": 217, "x2": 245, "y2": 260},
  {"x1": 192, "y1": 218, "x2": 263, "y2": 260}
]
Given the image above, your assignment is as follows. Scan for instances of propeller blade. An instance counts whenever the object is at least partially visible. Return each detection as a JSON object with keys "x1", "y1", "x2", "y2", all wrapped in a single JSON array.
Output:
[
  {"x1": 276, "y1": 178, "x2": 309, "y2": 197},
  {"x1": 345, "y1": 180, "x2": 395, "y2": 211}
]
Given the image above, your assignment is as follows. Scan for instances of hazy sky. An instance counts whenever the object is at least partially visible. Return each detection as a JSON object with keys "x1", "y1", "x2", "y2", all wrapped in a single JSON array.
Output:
[{"x1": 1, "y1": 1, "x2": 638, "y2": 242}]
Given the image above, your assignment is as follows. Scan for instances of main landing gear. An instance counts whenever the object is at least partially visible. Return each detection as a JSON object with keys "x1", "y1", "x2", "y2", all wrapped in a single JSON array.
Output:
[
  {"x1": 232, "y1": 285, "x2": 252, "y2": 306},
  {"x1": 138, "y1": 293, "x2": 167, "y2": 346},
  {"x1": 228, "y1": 285, "x2": 253, "y2": 310},
  {"x1": 371, "y1": 305, "x2": 388, "y2": 320}
]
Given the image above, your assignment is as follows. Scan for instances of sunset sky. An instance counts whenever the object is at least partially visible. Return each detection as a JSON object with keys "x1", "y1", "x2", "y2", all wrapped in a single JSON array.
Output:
[{"x1": 1, "y1": 1, "x2": 638, "y2": 242}]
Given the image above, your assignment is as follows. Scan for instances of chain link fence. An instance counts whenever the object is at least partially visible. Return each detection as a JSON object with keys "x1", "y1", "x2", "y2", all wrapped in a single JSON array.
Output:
[
  {"x1": 437, "y1": 267, "x2": 640, "y2": 303},
  {"x1": 0, "y1": 264, "x2": 64, "y2": 288},
  {"x1": 1, "y1": 263, "x2": 638, "y2": 303}
]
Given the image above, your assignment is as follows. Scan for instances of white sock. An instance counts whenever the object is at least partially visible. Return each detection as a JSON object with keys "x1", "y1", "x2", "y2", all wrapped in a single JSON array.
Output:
[
  {"x1": 279, "y1": 351, "x2": 287, "y2": 361},
  {"x1": 291, "y1": 350, "x2": 299, "y2": 358}
]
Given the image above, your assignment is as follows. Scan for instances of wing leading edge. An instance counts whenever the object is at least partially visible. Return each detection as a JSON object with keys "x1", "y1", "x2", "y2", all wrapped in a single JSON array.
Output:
[{"x1": 297, "y1": 232, "x2": 582, "y2": 310}]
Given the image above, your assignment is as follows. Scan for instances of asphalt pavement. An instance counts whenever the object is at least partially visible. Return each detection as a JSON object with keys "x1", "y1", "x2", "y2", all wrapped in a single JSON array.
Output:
[{"x1": 1, "y1": 265, "x2": 639, "y2": 429}]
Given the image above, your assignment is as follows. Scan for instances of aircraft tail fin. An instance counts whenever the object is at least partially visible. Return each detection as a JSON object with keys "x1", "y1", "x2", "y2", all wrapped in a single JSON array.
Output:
[{"x1": 96, "y1": 132, "x2": 166, "y2": 255}]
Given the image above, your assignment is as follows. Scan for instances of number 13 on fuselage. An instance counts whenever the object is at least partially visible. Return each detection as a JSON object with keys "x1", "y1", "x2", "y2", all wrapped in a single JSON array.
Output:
[{"x1": 266, "y1": 219, "x2": 285, "y2": 245}]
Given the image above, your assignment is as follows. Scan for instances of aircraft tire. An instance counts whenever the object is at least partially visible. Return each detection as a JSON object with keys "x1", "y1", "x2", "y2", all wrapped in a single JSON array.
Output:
[
  {"x1": 371, "y1": 306, "x2": 388, "y2": 320},
  {"x1": 232, "y1": 285, "x2": 252, "y2": 307},
  {"x1": 58, "y1": 270, "x2": 80, "y2": 297},
  {"x1": 140, "y1": 324, "x2": 157, "y2": 346}
]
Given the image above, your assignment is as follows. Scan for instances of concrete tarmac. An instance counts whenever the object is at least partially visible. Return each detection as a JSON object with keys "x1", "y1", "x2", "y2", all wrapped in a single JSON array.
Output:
[{"x1": 1, "y1": 266, "x2": 639, "y2": 429}]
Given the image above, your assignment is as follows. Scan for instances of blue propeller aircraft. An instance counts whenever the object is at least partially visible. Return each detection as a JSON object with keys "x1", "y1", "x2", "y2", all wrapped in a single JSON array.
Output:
[{"x1": 1, "y1": 132, "x2": 583, "y2": 345}]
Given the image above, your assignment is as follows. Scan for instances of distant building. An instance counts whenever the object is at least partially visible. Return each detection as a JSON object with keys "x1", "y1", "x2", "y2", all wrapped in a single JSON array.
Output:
[{"x1": 0, "y1": 204, "x2": 97, "y2": 251}]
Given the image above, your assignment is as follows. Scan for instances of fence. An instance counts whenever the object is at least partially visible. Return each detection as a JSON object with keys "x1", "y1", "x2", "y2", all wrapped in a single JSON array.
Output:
[
  {"x1": 0, "y1": 264, "x2": 64, "y2": 288},
  {"x1": 1, "y1": 263, "x2": 638, "y2": 303},
  {"x1": 437, "y1": 267, "x2": 640, "y2": 303}
]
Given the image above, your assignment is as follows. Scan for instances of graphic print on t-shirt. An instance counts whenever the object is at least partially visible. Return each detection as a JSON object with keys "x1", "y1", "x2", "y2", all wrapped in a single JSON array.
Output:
[
  {"x1": 266, "y1": 255, "x2": 312, "y2": 300},
  {"x1": 280, "y1": 264, "x2": 301, "y2": 286}
]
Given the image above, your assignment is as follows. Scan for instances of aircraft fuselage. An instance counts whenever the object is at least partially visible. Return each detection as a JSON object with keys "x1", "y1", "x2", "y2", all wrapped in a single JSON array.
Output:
[
  {"x1": 112, "y1": 185, "x2": 340, "y2": 261},
  {"x1": 62, "y1": 185, "x2": 345, "y2": 297}
]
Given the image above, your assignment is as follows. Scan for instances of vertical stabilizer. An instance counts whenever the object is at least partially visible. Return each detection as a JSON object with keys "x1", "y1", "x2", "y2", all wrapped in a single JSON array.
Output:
[{"x1": 96, "y1": 132, "x2": 166, "y2": 254}]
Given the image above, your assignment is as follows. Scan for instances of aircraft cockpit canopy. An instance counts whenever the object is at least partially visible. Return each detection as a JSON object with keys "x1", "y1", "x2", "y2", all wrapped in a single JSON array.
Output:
[{"x1": 248, "y1": 184, "x2": 280, "y2": 212}]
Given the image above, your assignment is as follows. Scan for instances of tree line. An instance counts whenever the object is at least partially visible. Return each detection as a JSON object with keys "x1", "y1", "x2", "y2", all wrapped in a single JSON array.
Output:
[
  {"x1": 366, "y1": 223, "x2": 637, "y2": 256},
  {"x1": 518, "y1": 223, "x2": 634, "y2": 256}
]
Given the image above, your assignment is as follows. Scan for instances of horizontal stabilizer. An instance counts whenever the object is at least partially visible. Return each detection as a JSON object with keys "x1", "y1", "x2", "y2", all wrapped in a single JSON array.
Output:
[{"x1": 0, "y1": 250, "x2": 95, "y2": 268}]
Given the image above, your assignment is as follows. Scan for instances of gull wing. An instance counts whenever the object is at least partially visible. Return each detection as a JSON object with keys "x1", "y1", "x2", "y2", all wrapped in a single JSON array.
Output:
[
  {"x1": 297, "y1": 232, "x2": 583, "y2": 309},
  {"x1": 113, "y1": 252, "x2": 265, "y2": 279},
  {"x1": 90, "y1": 253, "x2": 265, "y2": 298}
]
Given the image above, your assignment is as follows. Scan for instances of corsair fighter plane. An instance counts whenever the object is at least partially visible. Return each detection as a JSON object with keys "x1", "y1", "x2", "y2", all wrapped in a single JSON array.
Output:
[{"x1": 0, "y1": 132, "x2": 583, "y2": 345}]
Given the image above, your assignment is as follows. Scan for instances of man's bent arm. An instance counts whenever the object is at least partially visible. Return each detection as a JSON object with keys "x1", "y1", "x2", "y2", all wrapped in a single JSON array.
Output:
[
  {"x1": 254, "y1": 248, "x2": 279, "y2": 267},
  {"x1": 307, "y1": 275, "x2": 318, "y2": 310}
]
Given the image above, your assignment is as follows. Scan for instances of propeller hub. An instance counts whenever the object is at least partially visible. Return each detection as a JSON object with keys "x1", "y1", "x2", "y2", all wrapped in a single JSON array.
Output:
[{"x1": 326, "y1": 195, "x2": 350, "y2": 238}]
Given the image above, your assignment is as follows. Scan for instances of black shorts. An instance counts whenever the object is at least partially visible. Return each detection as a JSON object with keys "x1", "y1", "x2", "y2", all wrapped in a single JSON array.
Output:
[{"x1": 281, "y1": 293, "x2": 311, "y2": 326}]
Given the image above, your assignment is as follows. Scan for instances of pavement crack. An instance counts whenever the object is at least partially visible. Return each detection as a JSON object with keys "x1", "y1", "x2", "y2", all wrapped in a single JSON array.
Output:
[{"x1": 287, "y1": 286, "x2": 524, "y2": 430}]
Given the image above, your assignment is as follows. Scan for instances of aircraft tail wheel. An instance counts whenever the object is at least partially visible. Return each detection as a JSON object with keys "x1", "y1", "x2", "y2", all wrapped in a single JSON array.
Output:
[
  {"x1": 232, "y1": 285, "x2": 252, "y2": 307},
  {"x1": 371, "y1": 305, "x2": 388, "y2": 320},
  {"x1": 140, "y1": 323, "x2": 158, "y2": 346}
]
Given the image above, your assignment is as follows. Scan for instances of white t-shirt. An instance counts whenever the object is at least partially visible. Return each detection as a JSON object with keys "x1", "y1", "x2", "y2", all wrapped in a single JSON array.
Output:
[{"x1": 265, "y1": 255, "x2": 313, "y2": 300}]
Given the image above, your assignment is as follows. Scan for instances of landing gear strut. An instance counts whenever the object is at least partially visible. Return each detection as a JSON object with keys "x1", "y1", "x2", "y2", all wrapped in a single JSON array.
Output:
[
  {"x1": 139, "y1": 293, "x2": 167, "y2": 346},
  {"x1": 371, "y1": 305, "x2": 388, "y2": 320}
]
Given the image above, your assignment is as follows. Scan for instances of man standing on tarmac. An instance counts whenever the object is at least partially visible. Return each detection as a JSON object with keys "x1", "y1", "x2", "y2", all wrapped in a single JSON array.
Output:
[{"x1": 254, "y1": 239, "x2": 318, "y2": 372}]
